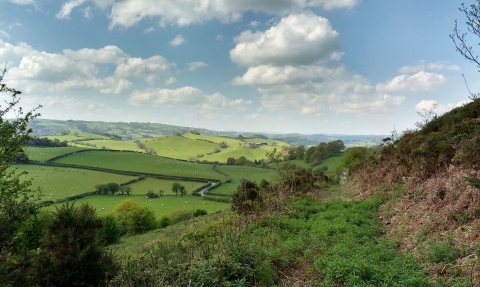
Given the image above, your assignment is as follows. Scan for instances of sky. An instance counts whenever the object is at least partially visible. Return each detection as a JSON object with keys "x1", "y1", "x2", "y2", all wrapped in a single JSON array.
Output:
[{"x1": 0, "y1": 0, "x2": 477, "y2": 135}]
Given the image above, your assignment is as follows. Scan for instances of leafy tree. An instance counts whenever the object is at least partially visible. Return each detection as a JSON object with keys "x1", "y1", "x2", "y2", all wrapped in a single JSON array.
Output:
[
  {"x1": 304, "y1": 146, "x2": 316, "y2": 163},
  {"x1": 31, "y1": 202, "x2": 118, "y2": 286},
  {"x1": 106, "y1": 182, "x2": 119, "y2": 195},
  {"x1": 295, "y1": 145, "x2": 305, "y2": 160},
  {"x1": 97, "y1": 214, "x2": 121, "y2": 246},
  {"x1": 119, "y1": 185, "x2": 131, "y2": 196},
  {"x1": 113, "y1": 199, "x2": 155, "y2": 235},
  {"x1": 226, "y1": 157, "x2": 236, "y2": 165},
  {"x1": 341, "y1": 147, "x2": 374, "y2": 169},
  {"x1": 0, "y1": 67, "x2": 42, "y2": 285},
  {"x1": 172, "y1": 182, "x2": 183, "y2": 196}
]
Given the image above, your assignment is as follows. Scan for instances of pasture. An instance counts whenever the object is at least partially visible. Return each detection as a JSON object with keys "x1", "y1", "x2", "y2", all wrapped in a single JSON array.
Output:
[
  {"x1": 14, "y1": 164, "x2": 137, "y2": 201},
  {"x1": 73, "y1": 139, "x2": 144, "y2": 152},
  {"x1": 212, "y1": 165, "x2": 277, "y2": 195},
  {"x1": 45, "y1": 194, "x2": 230, "y2": 217},
  {"x1": 127, "y1": 177, "x2": 207, "y2": 196},
  {"x1": 141, "y1": 135, "x2": 219, "y2": 160},
  {"x1": 45, "y1": 132, "x2": 110, "y2": 141},
  {"x1": 52, "y1": 150, "x2": 225, "y2": 181},
  {"x1": 25, "y1": 146, "x2": 90, "y2": 162}
]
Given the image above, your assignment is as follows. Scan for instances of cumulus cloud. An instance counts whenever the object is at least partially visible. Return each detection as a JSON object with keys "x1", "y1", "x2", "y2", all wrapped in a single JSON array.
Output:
[
  {"x1": 129, "y1": 86, "x2": 251, "y2": 113},
  {"x1": 233, "y1": 64, "x2": 404, "y2": 116},
  {"x1": 188, "y1": 61, "x2": 207, "y2": 71},
  {"x1": 165, "y1": 76, "x2": 176, "y2": 85},
  {"x1": 230, "y1": 14, "x2": 340, "y2": 66},
  {"x1": 169, "y1": 35, "x2": 185, "y2": 46},
  {"x1": 1, "y1": 40, "x2": 175, "y2": 95},
  {"x1": 376, "y1": 71, "x2": 446, "y2": 93},
  {"x1": 114, "y1": 56, "x2": 173, "y2": 84},
  {"x1": 399, "y1": 61, "x2": 461, "y2": 74},
  {"x1": 57, "y1": 0, "x2": 358, "y2": 29},
  {"x1": 57, "y1": 0, "x2": 87, "y2": 19},
  {"x1": 0, "y1": 30, "x2": 10, "y2": 39},
  {"x1": 415, "y1": 99, "x2": 471, "y2": 114},
  {"x1": 143, "y1": 27, "x2": 155, "y2": 33}
]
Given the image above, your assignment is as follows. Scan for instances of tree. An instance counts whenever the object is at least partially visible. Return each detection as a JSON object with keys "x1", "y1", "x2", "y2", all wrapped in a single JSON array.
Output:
[
  {"x1": 450, "y1": 1, "x2": 480, "y2": 99},
  {"x1": 0, "y1": 66, "x2": 42, "y2": 285},
  {"x1": 119, "y1": 185, "x2": 131, "y2": 196},
  {"x1": 295, "y1": 145, "x2": 305, "y2": 160},
  {"x1": 31, "y1": 202, "x2": 118, "y2": 286},
  {"x1": 172, "y1": 182, "x2": 183, "y2": 196},
  {"x1": 304, "y1": 146, "x2": 316, "y2": 163},
  {"x1": 106, "y1": 182, "x2": 119, "y2": 195}
]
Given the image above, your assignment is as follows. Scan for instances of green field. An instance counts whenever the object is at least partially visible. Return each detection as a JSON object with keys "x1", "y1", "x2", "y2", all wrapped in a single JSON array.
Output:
[
  {"x1": 127, "y1": 177, "x2": 207, "y2": 196},
  {"x1": 45, "y1": 194, "x2": 230, "y2": 217},
  {"x1": 73, "y1": 139, "x2": 144, "y2": 152},
  {"x1": 211, "y1": 165, "x2": 276, "y2": 195},
  {"x1": 141, "y1": 135, "x2": 219, "y2": 160},
  {"x1": 14, "y1": 164, "x2": 138, "y2": 201},
  {"x1": 25, "y1": 146, "x2": 90, "y2": 162},
  {"x1": 45, "y1": 132, "x2": 110, "y2": 142},
  {"x1": 52, "y1": 150, "x2": 225, "y2": 181}
]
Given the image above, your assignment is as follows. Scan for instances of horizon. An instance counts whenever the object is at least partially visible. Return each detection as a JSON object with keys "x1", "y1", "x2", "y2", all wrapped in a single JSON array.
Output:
[{"x1": 0, "y1": 0, "x2": 475, "y2": 134}]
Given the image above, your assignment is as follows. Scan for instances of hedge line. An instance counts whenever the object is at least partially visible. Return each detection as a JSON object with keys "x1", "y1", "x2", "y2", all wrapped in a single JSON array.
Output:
[{"x1": 203, "y1": 196, "x2": 230, "y2": 203}]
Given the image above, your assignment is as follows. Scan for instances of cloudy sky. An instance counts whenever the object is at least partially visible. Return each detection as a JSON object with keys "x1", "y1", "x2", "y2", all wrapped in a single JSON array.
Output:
[{"x1": 0, "y1": 0, "x2": 476, "y2": 134}]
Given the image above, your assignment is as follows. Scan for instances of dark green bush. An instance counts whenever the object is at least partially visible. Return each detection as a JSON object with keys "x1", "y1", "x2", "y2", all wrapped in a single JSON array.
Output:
[{"x1": 97, "y1": 214, "x2": 121, "y2": 246}]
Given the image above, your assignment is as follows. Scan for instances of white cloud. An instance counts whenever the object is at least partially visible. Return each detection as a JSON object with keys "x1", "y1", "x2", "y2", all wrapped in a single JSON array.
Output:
[
  {"x1": 376, "y1": 71, "x2": 447, "y2": 93},
  {"x1": 1, "y1": 40, "x2": 175, "y2": 95},
  {"x1": 169, "y1": 35, "x2": 185, "y2": 46},
  {"x1": 63, "y1": 45, "x2": 127, "y2": 64},
  {"x1": 188, "y1": 61, "x2": 207, "y2": 71},
  {"x1": 415, "y1": 99, "x2": 472, "y2": 114},
  {"x1": 83, "y1": 6, "x2": 93, "y2": 19},
  {"x1": 0, "y1": 30, "x2": 10, "y2": 39},
  {"x1": 143, "y1": 27, "x2": 155, "y2": 33},
  {"x1": 249, "y1": 20, "x2": 260, "y2": 27},
  {"x1": 57, "y1": 0, "x2": 358, "y2": 29},
  {"x1": 129, "y1": 86, "x2": 251, "y2": 112},
  {"x1": 165, "y1": 76, "x2": 176, "y2": 85},
  {"x1": 57, "y1": 0, "x2": 87, "y2": 19},
  {"x1": 231, "y1": 14, "x2": 340, "y2": 66},
  {"x1": 399, "y1": 61, "x2": 461, "y2": 74},
  {"x1": 233, "y1": 64, "x2": 404, "y2": 116},
  {"x1": 215, "y1": 34, "x2": 223, "y2": 41},
  {"x1": 114, "y1": 56, "x2": 173, "y2": 84}
]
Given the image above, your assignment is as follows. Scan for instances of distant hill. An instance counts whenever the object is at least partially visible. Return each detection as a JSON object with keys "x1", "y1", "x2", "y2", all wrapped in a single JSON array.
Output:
[{"x1": 29, "y1": 118, "x2": 383, "y2": 146}]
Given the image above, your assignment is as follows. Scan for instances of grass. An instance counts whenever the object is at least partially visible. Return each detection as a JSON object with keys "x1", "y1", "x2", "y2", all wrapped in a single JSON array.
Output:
[
  {"x1": 141, "y1": 135, "x2": 219, "y2": 160},
  {"x1": 127, "y1": 177, "x2": 207, "y2": 196},
  {"x1": 45, "y1": 194, "x2": 230, "y2": 218},
  {"x1": 44, "y1": 132, "x2": 110, "y2": 141},
  {"x1": 25, "y1": 146, "x2": 90, "y2": 162},
  {"x1": 211, "y1": 165, "x2": 276, "y2": 195},
  {"x1": 52, "y1": 150, "x2": 225, "y2": 181},
  {"x1": 72, "y1": 139, "x2": 144, "y2": 152},
  {"x1": 14, "y1": 164, "x2": 137, "y2": 201}
]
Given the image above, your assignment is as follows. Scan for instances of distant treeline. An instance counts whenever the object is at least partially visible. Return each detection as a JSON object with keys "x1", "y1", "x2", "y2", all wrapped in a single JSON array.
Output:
[{"x1": 25, "y1": 137, "x2": 69, "y2": 147}]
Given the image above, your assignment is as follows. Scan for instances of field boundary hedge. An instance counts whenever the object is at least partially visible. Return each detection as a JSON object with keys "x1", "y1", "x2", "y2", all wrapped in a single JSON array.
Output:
[
  {"x1": 212, "y1": 165, "x2": 231, "y2": 183},
  {"x1": 27, "y1": 161, "x2": 220, "y2": 183},
  {"x1": 202, "y1": 195, "x2": 230, "y2": 203}
]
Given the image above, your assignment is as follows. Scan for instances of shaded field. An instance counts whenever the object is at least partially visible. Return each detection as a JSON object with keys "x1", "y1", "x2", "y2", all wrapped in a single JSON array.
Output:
[
  {"x1": 73, "y1": 139, "x2": 144, "y2": 152},
  {"x1": 44, "y1": 132, "x2": 109, "y2": 142},
  {"x1": 211, "y1": 165, "x2": 276, "y2": 195},
  {"x1": 44, "y1": 194, "x2": 230, "y2": 217},
  {"x1": 202, "y1": 146, "x2": 273, "y2": 162},
  {"x1": 25, "y1": 146, "x2": 90, "y2": 162},
  {"x1": 15, "y1": 164, "x2": 137, "y2": 201},
  {"x1": 52, "y1": 150, "x2": 224, "y2": 181},
  {"x1": 141, "y1": 135, "x2": 218, "y2": 160},
  {"x1": 317, "y1": 153, "x2": 343, "y2": 172},
  {"x1": 127, "y1": 177, "x2": 207, "y2": 196}
]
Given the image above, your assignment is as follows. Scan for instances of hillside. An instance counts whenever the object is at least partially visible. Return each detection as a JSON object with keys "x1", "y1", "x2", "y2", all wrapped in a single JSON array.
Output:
[
  {"x1": 348, "y1": 99, "x2": 480, "y2": 284},
  {"x1": 29, "y1": 118, "x2": 382, "y2": 146}
]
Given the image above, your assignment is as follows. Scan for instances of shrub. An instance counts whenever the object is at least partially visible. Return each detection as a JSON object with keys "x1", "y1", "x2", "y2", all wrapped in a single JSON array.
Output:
[
  {"x1": 113, "y1": 200, "x2": 156, "y2": 235},
  {"x1": 158, "y1": 216, "x2": 171, "y2": 228},
  {"x1": 193, "y1": 209, "x2": 208, "y2": 217},
  {"x1": 231, "y1": 179, "x2": 262, "y2": 214},
  {"x1": 97, "y1": 214, "x2": 121, "y2": 246},
  {"x1": 30, "y1": 202, "x2": 118, "y2": 286},
  {"x1": 146, "y1": 190, "x2": 159, "y2": 198},
  {"x1": 170, "y1": 210, "x2": 193, "y2": 224}
]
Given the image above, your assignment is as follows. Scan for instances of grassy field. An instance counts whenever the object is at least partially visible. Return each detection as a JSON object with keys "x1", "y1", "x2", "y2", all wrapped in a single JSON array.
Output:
[
  {"x1": 140, "y1": 135, "x2": 219, "y2": 160},
  {"x1": 211, "y1": 165, "x2": 276, "y2": 195},
  {"x1": 25, "y1": 146, "x2": 90, "y2": 162},
  {"x1": 44, "y1": 132, "x2": 110, "y2": 141},
  {"x1": 127, "y1": 177, "x2": 207, "y2": 196},
  {"x1": 52, "y1": 150, "x2": 225, "y2": 181},
  {"x1": 14, "y1": 164, "x2": 138, "y2": 201},
  {"x1": 72, "y1": 139, "x2": 144, "y2": 152},
  {"x1": 317, "y1": 153, "x2": 343, "y2": 172},
  {"x1": 45, "y1": 194, "x2": 230, "y2": 217}
]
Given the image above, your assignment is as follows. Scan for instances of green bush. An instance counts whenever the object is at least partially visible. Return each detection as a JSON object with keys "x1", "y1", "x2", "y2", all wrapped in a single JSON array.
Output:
[
  {"x1": 97, "y1": 214, "x2": 121, "y2": 246},
  {"x1": 193, "y1": 209, "x2": 208, "y2": 217},
  {"x1": 158, "y1": 215, "x2": 172, "y2": 228},
  {"x1": 170, "y1": 210, "x2": 193, "y2": 223}
]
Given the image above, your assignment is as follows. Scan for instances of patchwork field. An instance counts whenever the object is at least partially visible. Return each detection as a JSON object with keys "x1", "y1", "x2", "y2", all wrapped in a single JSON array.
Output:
[
  {"x1": 45, "y1": 194, "x2": 230, "y2": 217},
  {"x1": 127, "y1": 177, "x2": 207, "y2": 196},
  {"x1": 14, "y1": 164, "x2": 138, "y2": 201},
  {"x1": 73, "y1": 139, "x2": 144, "y2": 152},
  {"x1": 25, "y1": 146, "x2": 90, "y2": 162},
  {"x1": 140, "y1": 135, "x2": 219, "y2": 160},
  {"x1": 52, "y1": 150, "x2": 225, "y2": 181},
  {"x1": 44, "y1": 132, "x2": 110, "y2": 141}
]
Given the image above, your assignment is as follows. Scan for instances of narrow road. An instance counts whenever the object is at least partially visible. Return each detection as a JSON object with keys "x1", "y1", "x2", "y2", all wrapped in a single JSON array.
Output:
[{"x1": 199, "y1": 182, "x2": 218, "y2": 196}]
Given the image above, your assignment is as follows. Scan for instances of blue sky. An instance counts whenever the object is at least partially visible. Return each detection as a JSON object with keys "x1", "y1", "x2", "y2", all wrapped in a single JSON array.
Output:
[{"x1": 0, "y1": 0, "x2": 476, "y2": 134}]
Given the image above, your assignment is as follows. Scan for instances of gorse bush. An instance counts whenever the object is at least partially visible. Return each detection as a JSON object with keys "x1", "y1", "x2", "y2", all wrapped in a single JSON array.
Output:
[{"x1": 113, "y1": 199, "x2": 156, "y2": 235}]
